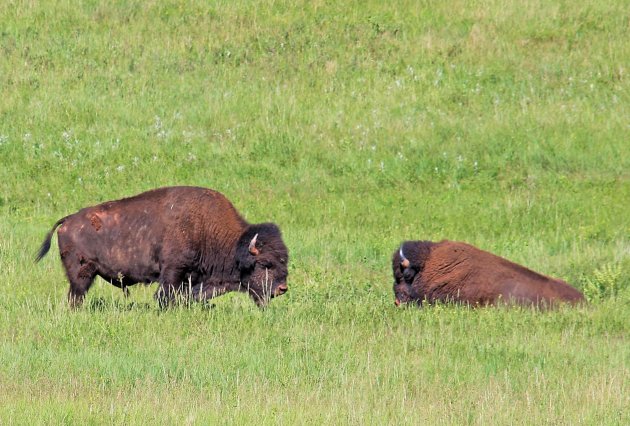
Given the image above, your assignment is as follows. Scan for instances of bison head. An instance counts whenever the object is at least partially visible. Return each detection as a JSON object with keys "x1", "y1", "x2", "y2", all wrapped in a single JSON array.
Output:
[
  {"x1": 391, "y1": 241, "x2": 433, "y2": 306},
  {"x1": 236, "y1": 223, "x2": 289, "y2": 306}
]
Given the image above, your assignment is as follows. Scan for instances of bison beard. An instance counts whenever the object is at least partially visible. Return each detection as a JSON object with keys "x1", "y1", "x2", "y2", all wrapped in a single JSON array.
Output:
[
  {"x1": 36, "y1": 186, "x2": 289, "y2": 308},
  {"x1": 392, "y1": 240, "x2": 584, "y2": 307}
]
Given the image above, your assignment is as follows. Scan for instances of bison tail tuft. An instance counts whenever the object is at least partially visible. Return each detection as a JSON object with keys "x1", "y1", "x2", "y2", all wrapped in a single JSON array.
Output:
[{"x1": 35, "y1": 216, "x2": 68, "y2": 263}]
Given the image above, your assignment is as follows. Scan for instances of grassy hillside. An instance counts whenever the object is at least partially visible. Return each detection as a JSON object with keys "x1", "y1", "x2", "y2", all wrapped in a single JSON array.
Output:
[{"x1": 1, "y1": 0, "x2": 628, "y2": 423}]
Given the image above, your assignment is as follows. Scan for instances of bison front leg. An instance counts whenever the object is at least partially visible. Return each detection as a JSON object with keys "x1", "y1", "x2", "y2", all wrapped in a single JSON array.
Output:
[
  {"x1": 191, "y1": 283, "x2": 228, "y2": 303},
  {"x1": 155, "y1": 267, "x2": 185, "y2": 308}
]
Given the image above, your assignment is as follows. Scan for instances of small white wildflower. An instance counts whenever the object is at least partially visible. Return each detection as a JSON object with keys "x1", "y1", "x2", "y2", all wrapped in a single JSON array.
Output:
[
  {"x1": 397, "y1": 152, "x2": 404, "y2": 160},
  {"x1": 371, "y1": 145, "x2": 376, "y2": 151},
  {"x1": 434, "y1": 68, "x2": 443, "y2": 86},
  {"x1": 132, "y1": 157, "x2": 139, "y2": 166},
  {"x1": 187, "y1": 152, "x2": 197, "y2": 162},
  {"x1": 23, "y1": 133, "x2": 31, "y2": 142},
  {"x1": 116, "y1": 165, "x2": 125, "y2": 172},
  {"x1": 152, "y1": 155, "x2": 158, "y2": 162},
  {"x1": 182, "y1": 130, "x2": 194, "y2": 142},
  {"x1": 0, "y1": 135, "x2": 7, "y2": 145},
  {"x1": 380, "y1": 161, "x2": 384, "y2": 171},
  {"x1": 395, "y1": 79, "x2": 402, "y2": 87}
]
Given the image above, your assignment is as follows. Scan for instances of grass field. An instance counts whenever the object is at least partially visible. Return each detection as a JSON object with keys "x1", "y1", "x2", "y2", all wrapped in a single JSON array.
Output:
[{"x1": 1, "y1": 0, "x2": 629, "y2": 423}]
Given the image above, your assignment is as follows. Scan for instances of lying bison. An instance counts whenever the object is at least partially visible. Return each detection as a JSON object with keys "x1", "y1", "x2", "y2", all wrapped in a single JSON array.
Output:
[
  {"x1": 393, "y1": 240, "x2": 584, "y2": 307},
  {"x1": 36, "y1": 186, "x2": 289, "y2": 308}
]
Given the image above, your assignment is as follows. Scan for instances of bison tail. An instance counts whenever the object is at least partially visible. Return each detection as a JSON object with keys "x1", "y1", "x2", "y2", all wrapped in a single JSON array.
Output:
[{"x1": 35, "y1": 216, "x2": 68, "y2": 263}]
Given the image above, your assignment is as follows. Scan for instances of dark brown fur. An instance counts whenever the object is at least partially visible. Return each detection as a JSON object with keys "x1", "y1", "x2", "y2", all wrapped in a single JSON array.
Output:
[
  {"x1": 36, "y1": 186, "x2": 289, "y2": 308},
  {"x1": 392, "y1": 240, "x2": 584, "y2": 307}
]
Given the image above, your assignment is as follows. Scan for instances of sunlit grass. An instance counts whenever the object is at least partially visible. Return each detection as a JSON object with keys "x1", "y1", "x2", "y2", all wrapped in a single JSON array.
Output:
[{"x1": 0, "y1": 0, "x2": 628, "y2": 423}]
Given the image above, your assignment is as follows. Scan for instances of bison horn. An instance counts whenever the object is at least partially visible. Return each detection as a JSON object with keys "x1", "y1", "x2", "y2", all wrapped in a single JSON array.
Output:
[
  {"x1": 399, "y1": 246, "x2": 410, "y2": 269},
  {"x1": 249, "y1": 233, "x2": 259, "y2": 255}
]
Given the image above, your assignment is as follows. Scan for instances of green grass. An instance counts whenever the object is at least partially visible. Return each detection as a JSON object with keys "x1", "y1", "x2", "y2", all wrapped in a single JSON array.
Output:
[{"x1": 1, "y1": 0, "x2": 629, "y2": 423}]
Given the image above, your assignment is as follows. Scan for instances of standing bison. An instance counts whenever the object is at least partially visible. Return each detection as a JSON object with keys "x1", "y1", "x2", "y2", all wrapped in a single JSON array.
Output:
[
  {"x1": 36, "y1": 186, "x2": 289, "y2": 308},
  {"x1": 392, "y1": 240, "x2": 584, "y2": 307}
]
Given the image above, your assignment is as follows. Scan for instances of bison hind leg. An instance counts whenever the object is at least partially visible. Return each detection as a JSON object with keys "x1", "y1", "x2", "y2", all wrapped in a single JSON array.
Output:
[{"x1": 63, "y1": 259, "x2": 97, "y2": 309}]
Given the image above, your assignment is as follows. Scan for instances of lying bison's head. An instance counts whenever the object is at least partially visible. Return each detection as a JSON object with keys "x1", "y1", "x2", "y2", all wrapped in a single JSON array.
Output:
[
  {"x1": 391, "y1": 241, "x2": 432, "y2": 306},
  {"x1": 236, "y1": 223, "x2": 289, "y2": 306}
]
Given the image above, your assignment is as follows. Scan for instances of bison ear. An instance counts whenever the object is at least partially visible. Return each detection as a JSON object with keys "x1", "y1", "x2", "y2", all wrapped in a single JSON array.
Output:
[
  {"x1": 249, "y1": 233, "x2": 260, "y2": 256},
  {"x1": 236, "y1": 233, "x2": 258, "y2": 271},
  {"x1": 403, "y1": 268, "x2": 417, "y2": 283},
  {"x1": 236, "y1": 249, "x2": 256, "y2": 271}
]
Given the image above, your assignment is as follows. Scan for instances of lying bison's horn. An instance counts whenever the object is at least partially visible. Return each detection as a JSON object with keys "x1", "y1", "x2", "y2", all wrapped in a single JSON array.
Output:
[
  {"x1": 399, "y1": 246, "x2": 410, "y2": 269},
  {"x1": 249, "y1": 233, "x2": 260, "y2": 255}
]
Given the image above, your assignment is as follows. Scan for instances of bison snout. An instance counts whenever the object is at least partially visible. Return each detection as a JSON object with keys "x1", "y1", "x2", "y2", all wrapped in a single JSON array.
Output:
[
  {"x1": 394, "y1": 298, "x2": 401, "y2": 307},
  {"x1": 275, "y1": 283, "x2": 288, "y2": 296}
]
